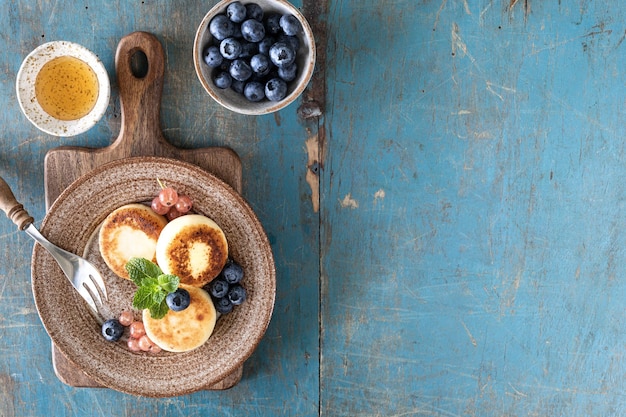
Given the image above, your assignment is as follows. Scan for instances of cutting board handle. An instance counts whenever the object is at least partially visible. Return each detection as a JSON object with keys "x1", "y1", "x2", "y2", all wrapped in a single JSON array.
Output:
[{"x1": 111, "y1": 31, "x2": 171, "y2": 155}]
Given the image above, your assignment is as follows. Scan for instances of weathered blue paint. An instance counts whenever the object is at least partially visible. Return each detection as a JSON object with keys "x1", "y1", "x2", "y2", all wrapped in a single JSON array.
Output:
[
  {"x1": 3, "y1": 0, "x2": 626, "y2": 416},
  {"x1": 322, "y1": 0, "x2": 626, "y2": 416}
]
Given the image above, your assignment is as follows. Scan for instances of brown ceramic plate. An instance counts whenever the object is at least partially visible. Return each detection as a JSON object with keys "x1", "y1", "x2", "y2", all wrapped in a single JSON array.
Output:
[{"x1": 31, "y1": 156, "x2": 275, "y2": 397}]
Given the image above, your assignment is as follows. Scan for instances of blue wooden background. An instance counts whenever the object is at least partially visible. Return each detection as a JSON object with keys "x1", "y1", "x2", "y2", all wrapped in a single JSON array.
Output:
[{"x1": 2, "y1": 0, "x2": 626, "y2": 416}]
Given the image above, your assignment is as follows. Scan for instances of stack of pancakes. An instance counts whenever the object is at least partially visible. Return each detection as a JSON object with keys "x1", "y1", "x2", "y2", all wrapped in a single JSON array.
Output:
[{"x1": 99, "y1": 204, "x2": 229, "y2": 352}]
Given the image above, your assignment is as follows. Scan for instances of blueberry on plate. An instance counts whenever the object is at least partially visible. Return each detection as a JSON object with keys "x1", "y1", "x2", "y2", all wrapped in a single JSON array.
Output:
[
  {"x1": 228, "y1": 284, "x2": 247, "y2": 306},
  {"x1": 265, "y1": 78, "x2": 288, "y2": 101},
  {"x1": 222, "y1": 259, "x2": 244, "y2": 284},
  {"x1": 244, "y1": 81, "x2": 265, "y2": 102},
  {"x1": 279, "y1": 14, "x2": 301, "y2": 36},
  {"x1": 166, "y1": 288, "x2": 191, "y2": 312},
  {"x1": 241, "y1": 19, "x2": 265, "y2": 43},
  {"x1": 213, "y1": 71, "x2": 233, "y2": 89},
  {"x1": 208, "y1": 278, "x2": 230, "y2": 298},
  {"x1": 209, "y1": 14, "x2": 235, "y2": 41},
  {"x1": 245, "y1": 3, "x2": 264, "y2": 21},
  {"x1": 214, "y1": 296, "x2": 233, "y2": 314},
  {"x1": 269, "y1": 41, "x2": 296, "y2": 68},
  {"x1": 203, "y1": 45, "x2": 223, "y2": 68},
  {"x1": 229, "y1": 59, "x2": 252, "y2": 82},
  {"x1": 220, "y1": 37, "x2": 242, "y2": 60},
  {"x1": 226, "y1": 1, "x2": 247, "y2": 23},
  {"x1": 102, "y1": 319, "x2": 124, "y2": 342}
]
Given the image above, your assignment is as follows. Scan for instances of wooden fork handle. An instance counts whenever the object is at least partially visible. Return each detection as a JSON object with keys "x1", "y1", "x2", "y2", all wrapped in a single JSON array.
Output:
[{"x1": 0, "y1": 176, "x2": 34, "y2": 230}]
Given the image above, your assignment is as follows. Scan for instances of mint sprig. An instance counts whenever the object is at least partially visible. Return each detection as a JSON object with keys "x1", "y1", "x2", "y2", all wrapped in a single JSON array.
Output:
[{"x1": 125, "y1": 257, "x2": 180, "y2": 319}]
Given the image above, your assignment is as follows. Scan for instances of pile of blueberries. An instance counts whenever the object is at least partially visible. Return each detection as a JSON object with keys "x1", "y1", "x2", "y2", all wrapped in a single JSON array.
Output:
[
  {"x1": 203, "y1": 1, "x2": 303, "y2": 102},
  {"x1": 206, "y1": 258, "x2": 247, "y2": 314}
]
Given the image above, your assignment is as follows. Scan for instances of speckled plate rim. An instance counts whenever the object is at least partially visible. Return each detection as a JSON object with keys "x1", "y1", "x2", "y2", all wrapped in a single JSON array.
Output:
[
  {"x1": 31, "y1": 156, "x2": 276, "y2": 397},
  {"x1": 16, "y1": 41, "x2": 110, "y2": 137},
  {"x1": 193, "y1": 0, "x2": 316, "y2": 115}
]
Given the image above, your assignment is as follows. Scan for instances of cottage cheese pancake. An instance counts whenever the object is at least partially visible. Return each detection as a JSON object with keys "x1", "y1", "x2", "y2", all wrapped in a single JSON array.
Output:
[
  {"x1": 143, "y1": 285, "x2": 217, "y2": 352},
  {"x1": 155, "y1": 214, "x2": 228, "y2": 287},
  {"x1": 99, "y1": 203, "x2": 167, "y2": 279}
]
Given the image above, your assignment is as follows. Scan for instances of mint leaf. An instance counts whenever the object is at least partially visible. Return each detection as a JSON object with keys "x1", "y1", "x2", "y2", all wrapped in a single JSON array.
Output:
[
  {"x1": 149, "y1": 299, "x2": 170, "y2": 320},
  {"x1": 133, "y1": 286, "x2": 154, "y2": 310},
  {"x1": 126, "y1": 257, "x2": 163, "y2": 286},
  {"x1": 158, "y1": 274, "x2": 180, "y2": 294},
  {"x1": 126, "y1": 257, "x2": 180, "y2": 319},
  {"x1": 152, "y1": 289, "x2": 166, "y2": 305}
]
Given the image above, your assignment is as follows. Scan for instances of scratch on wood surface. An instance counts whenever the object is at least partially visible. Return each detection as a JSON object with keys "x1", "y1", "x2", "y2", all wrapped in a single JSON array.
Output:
[
  {"x1": 509, "y1": 0, "x2": 530, "y2": 17},
  {"x1": 460, "y1": 319, "x2": 478, "y2": 347},
  {"x1": 340, "y1": 194, "x2": 359, "y2": 209}
]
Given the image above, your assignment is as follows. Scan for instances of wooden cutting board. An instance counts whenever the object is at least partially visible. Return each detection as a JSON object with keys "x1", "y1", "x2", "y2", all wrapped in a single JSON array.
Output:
[{"x1": 43, "y1": 31, "x2": 243, "y2": 391}]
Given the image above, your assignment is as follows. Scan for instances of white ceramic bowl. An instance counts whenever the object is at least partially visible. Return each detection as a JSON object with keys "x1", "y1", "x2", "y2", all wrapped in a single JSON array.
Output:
[
  {"x1": 193, "y1": 0, "x2": 316, "y2": 115},
  {"x1": 16, "y1": 41, "x2": 110, "y2": 137}
]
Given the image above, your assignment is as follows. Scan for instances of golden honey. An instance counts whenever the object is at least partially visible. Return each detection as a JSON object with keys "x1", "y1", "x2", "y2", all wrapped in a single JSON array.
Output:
[{"x1": 35, "y1": 55, "x2": 99, "y2": 120}]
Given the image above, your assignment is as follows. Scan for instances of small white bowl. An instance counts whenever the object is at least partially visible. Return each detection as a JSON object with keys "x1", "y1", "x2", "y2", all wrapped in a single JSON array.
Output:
[
  {"x1": 193, "y1": 0, "x2": 316, "y2": 115},
  {"x1": 16, "y1": 41, "x2": 110, "y2": 137}
]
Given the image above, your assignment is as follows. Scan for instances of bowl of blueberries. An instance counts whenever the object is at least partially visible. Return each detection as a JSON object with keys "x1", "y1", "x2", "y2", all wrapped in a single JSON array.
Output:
[{"x1": 194, "y1": 0, "x2": 316, "y2": 115}]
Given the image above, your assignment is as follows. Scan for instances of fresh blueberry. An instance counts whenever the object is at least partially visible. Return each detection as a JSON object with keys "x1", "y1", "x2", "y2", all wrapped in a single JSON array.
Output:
[
  {"x1": 264, "y1": 13, "x2": 282, "y2": 35},
  {"x1": 166, "y1": 288, "x2": 191, "y2": 312},
  {"x1": 213, "y1": 71, "x2": 232, "y2": 89},
  {"x1": 209, "y1": 14, "x2": 235, "y2": 41},
  {"x1": 278, "y1": 34, "x2": 300, "y2": 52},
  {"x1": 239, "y1": 41, "x2": 258, "y2": 59},
  {"x1": 250, "y1": 53, "x2": 271, "y2": 76},
  {"x1": 232, "y1": 23, "x2": 243, "y2": 39},
  {"x1": 279, "y1": 14, "x2": 301, "y2": 36},
  {"x1": 219, "y1": 37, "x2": 242, "y2": 60},
  {"x1": 203, "y1": 45, "x2": 223, "y2": 68},
  {"x1": 278, "y1": 62, "x2": 297, "y2": 82},
  {"x1": 258, "y1": 36, "x2": 275, "y2": 55},
  {"x1": 244, "y1": 81, "x2": 265, "y2": 102},
  {"x1": 219, "y1": 57, "x2": 232, "y2": 70},
  {"x1": 222, "y1": 259, "x2": 245, "y2": 284},
  {"x1": 208, "y1": 278, "x2": 230, "y2": 298},
  {"x1": 231, "y1": 79, "x2": 245, "y2": 94},
  {"x1": 269, "y1": 41, "x2": 296, "y2": 68},
  {"x1": 226, "y1": 1, "x2": 247, "y2": 23},
  {"x1": 245, "y1": 3, "x2": 264, "y2": 21},
  {"x1": 265, "y1": 78, "x2": 288, "y2": 101},
  {"x1": 228, "y1": 284, "x2": 247, "y2": 306},
  {"x1": 101, "y1": 319, "x2": 124, "y2": 342},
  {"x1": 241, "y1": 19, "x2": 265, "y2": 42},
  {"x1": 214, "y1": 296, "x2": 233, "y2": 314},
  {"x1": 229, "y1": 59, "x2": 252, "y2": 81}
]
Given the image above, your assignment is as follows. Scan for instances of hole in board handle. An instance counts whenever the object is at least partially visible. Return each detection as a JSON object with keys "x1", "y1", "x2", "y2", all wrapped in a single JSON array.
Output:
[{"x1": 130, "y1": 50, "x2": 149, "y2": 78}]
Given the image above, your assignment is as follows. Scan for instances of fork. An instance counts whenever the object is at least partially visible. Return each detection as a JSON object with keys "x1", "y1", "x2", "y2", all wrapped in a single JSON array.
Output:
[{"x1": 0, "y1": 175, "x2": 107, "y2": 314}]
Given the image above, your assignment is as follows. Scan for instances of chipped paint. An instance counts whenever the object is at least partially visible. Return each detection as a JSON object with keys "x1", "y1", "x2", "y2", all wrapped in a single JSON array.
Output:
[
  {"x1": 340, "y1": 194, "x2": 359, "y2": 209},
  {"x1": 305, "y1": 134, "x2": 320, "y2": 213}
]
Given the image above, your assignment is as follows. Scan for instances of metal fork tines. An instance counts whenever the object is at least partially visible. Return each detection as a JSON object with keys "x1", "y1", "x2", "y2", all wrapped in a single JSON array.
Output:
[{"x1": 24, "y1": 224, "x2": 107, "y2": 314}]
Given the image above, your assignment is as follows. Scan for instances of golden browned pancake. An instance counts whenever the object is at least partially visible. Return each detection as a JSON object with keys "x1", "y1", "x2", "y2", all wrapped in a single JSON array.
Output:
[
  {"x1": 155, "y1": 214, "x2": 228, "y2": 287},
  {"x1": 143, "y1": 285, "x2": 217, "y2": 352},
  {"x1": 98, "y1": 203, "x2": 168, "y2": 279}
]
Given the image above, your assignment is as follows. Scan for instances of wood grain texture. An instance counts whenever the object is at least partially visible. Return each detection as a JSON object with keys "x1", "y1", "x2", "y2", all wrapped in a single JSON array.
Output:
[{"x1": 321, "y1": 1, "x2": 626, "y2": 416}]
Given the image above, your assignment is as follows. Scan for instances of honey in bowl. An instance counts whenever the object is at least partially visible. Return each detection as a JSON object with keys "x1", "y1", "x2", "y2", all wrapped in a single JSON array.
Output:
[{"x1": 35, "y1": 55, "x2": 99, "y2": 121}]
